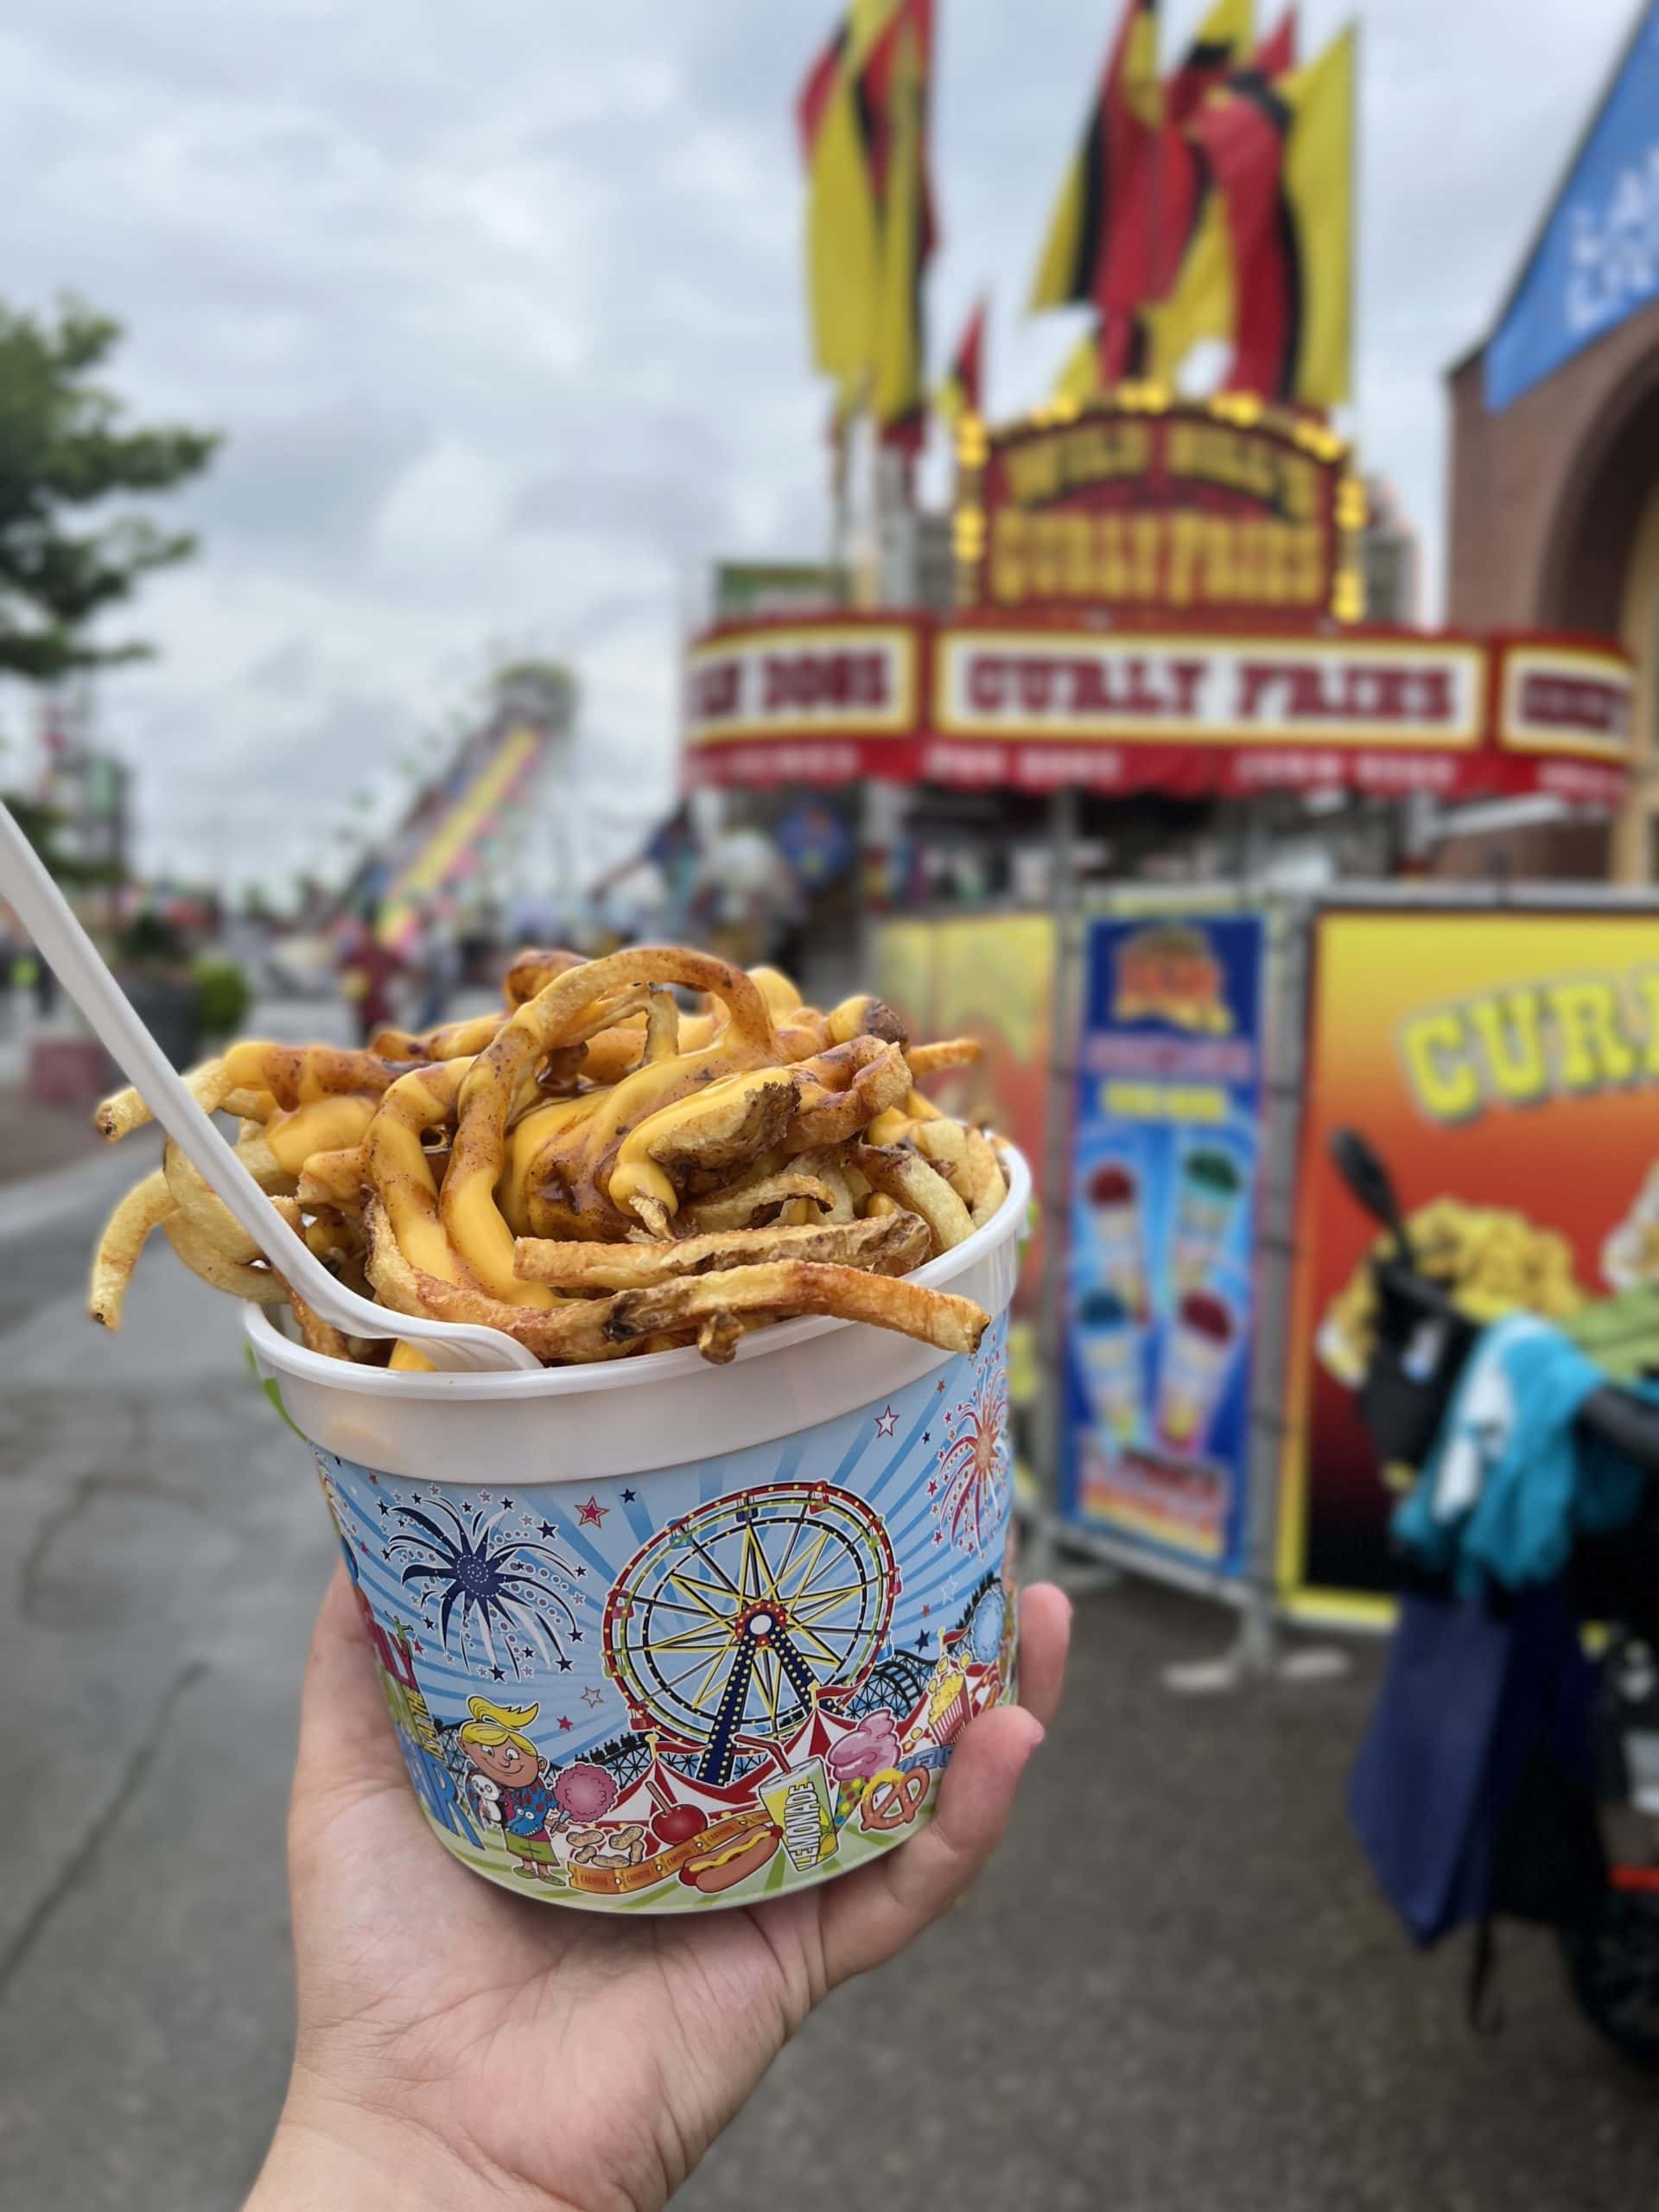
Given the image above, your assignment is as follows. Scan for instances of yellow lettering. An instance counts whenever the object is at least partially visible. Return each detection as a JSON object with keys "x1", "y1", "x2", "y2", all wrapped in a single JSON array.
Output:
[
  {"x1": 1204, "y1": 518, "x2": 1238, "y2": 604},
  {"x1": 1546, "y1": 979, "x2": 1638, "y2": 1091},
  {"x1": 1401, "y1": 1010, "x2": 1480, "y2": 1122},
  {"x1": 990, "y1": 511, "x2": 1027, "y2": 605},
  {"x1": 1466, "y1": 990, "x2": 1549, "y2": 1106},
  {"x1": 1100, "y1": 516, "x2": 1133, "y2": 599},
  {"x1": 1281, "y1": 452, "x2": 1318, "y2": 524},
  {"x1": 1633, "y1": 972, "x2": 1659, "y2": 1076},
  {"x1": 1005, "y1": 443, "x2": 1061, "y2": 505},
  {"x1": 1167, "y1": 513, "x2": 1203, "y2": 609}
]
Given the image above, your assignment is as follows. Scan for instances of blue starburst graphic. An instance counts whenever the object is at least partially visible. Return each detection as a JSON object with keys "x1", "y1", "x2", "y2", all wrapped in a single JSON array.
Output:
[{"x1": 388, "y1": 1497, "x2": 584, "y2": 1677}]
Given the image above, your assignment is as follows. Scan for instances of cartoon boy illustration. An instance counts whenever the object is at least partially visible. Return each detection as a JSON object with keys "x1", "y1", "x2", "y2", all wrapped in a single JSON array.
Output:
[{"x1": 458, "y1": 1698, "x2": 560, "y2": 1881}]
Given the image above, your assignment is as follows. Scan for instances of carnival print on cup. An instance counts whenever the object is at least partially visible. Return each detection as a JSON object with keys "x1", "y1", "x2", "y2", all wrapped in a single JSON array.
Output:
[{"x1": 309, "y1": 1314, "x2": 1016, "y2": 1913}]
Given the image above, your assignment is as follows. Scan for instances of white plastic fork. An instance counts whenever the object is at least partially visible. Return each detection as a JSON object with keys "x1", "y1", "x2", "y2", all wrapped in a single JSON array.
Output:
[{"x1": 0, "y1": 798, "x2": 543, "y2": 1372}]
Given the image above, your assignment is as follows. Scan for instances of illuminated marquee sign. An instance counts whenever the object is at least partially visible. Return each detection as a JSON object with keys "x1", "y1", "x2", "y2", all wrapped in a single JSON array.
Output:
[
  {"x1": 681, "y1": 615, "x2": 1634, "y2": 806},
  {"x1": 955, "y1": 397, "x2": 1363, "y2": 624}
]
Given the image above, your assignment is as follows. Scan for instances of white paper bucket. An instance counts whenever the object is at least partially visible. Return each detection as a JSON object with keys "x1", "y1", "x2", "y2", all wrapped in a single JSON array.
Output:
[{"x1": 248, "y1": 1147, "x2": 1030, "y2": 1913}]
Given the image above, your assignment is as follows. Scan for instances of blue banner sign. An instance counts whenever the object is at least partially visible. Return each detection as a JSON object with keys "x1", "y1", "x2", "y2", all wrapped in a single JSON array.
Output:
[
  {"x1": 1060, "y1": 912, "x2": 1268, "y2": 1580},
  {"x1": 1487, "y1": 5, "x2": 1659, "y2": 411}
]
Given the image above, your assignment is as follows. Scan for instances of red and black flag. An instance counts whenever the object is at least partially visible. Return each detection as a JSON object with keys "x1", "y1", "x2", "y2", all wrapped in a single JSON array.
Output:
[
  {"x1": 1029, "y1": 0, "x2": 1162, "y2": 337},
  {"x1": 1195, "y1": 26, "x2": 1354, "y2": 406},
  {"x1": 1252, "y1": 7, "x2": 1298, "y2": 78},
  {"x1": 1147, "y1": 0, "x2": 1255, "y2": 311},
  {"x1": 861, "y1": 0, "x2": 938, "y2": 452},
  {"x1": 938, "y1": 296, "x2": 988, "y2": 428},
  {"x1": 1166, "y1": 0, "x2": 1254, "y2": 125}
]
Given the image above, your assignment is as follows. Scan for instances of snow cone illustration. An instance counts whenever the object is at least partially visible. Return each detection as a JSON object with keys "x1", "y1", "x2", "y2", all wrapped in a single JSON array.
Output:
[
  {"x1": 1170, "y1": 1147, "x2": 1245, "y2": 1294},
  {"x1": 1087, "y1": 1160, "x2": 1149, "y2": 1318},
  {"x1": 1156, "y1": 1290, "x2": 1236, "y2": 1457},
  {"x1": 1076, "y1": 1287, "x2": 1142, "y2": 1445}
]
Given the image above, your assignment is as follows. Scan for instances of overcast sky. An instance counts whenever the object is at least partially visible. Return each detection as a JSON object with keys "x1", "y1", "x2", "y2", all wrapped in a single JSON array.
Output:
[{"x1": 0, "y1": 0, "x2": 1643, "y2": 892}]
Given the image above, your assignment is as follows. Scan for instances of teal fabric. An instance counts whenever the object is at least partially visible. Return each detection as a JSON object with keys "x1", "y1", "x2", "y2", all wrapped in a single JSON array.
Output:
[{"x1": 1394, "y1": 1313, "x2": 1651, "y2": 1597}]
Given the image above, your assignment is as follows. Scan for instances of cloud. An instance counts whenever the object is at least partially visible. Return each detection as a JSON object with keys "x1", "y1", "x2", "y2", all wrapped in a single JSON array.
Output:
[{"x1": 0, "y1": 0, "x2": 1643, "y2": 888}]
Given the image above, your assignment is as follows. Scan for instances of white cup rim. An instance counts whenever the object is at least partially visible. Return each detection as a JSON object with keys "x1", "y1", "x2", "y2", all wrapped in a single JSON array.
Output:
[{"x1": 246, "y1": 1143, "x2": 1032, "y2": 1402}]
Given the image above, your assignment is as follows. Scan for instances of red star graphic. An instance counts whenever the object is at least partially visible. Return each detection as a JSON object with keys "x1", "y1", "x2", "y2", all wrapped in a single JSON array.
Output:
[
  {"x1": 927, "y1": 1479, "x2": 939, "y2": 1496},
  {"x1": 412, "y1": 1641, "x2": 423, "y2": 1654},
  {"x1": 575, "y1": 1496, "x2": 608, "y2": 1527},
  {"x1": 557, "y1": 1715, "x2": 574, "y2": 1732},
  {"x1": 936, "y1": 1380, "x2": 946, "y2": 1393},
  {"x1": 922, "y1": 1603, "x2": 931, "y2": 1618},
  {"x1": 367, "y1": 1473, "x2": 379, "y2": 1484}
]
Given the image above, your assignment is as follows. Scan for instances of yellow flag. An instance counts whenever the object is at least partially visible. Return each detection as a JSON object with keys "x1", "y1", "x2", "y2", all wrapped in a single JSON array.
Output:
[
  {"x1": 804, "y1": 66, "x2": 880, "y2": 386},
  {"x1": 1052, "y1": 328, "x2": 1103, "y2": 404},
  {"x1": 1143, "y1": 186, "x2": 1234, "y2": 388},
  {"x1": 1278, "y1": 25, "x2": 1354, "y2": 407},
  {"x1": 849, "y1": 0, "x2": 903, "y2": 61},
  {"x1": 872, "y1": 16, "x2": 926, "y2": 434}
]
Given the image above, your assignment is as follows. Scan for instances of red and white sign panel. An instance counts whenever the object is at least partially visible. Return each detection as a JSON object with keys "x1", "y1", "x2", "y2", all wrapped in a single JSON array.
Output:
[
  {"x1": 685, "y1": 623, "x2": 918, "y2": 749},
  {"x1": 935, "y1": 633, "x2": 1485, "y2": 749},
  {"x1": 1494, "y1": 641, "x2": 1635, "y2": 761},
  {"x1": 681, "y1": 617, "x2": 1634, "y2": 805}
]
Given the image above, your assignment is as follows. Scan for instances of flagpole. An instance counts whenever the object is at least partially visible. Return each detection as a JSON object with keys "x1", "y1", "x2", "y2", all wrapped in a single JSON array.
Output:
[{"x1": 1349, "y1": 15, "x2": 1362, "y2": 439}]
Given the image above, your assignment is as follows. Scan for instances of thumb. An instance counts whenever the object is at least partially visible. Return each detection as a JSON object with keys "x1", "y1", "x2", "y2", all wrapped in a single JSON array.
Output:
[
  {"x1": 293, "y1": 1563, "x2": 416, "y2": 1818},
  {"x1": 818, "y1": 1703, "x2": 1044, "y2": 1988}
]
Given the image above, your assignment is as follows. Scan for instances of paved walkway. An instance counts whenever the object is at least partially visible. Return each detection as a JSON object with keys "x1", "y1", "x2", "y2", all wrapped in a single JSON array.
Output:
[{"x1": 3, "y1": 1123, "x2": 1659, "y2": 2206}]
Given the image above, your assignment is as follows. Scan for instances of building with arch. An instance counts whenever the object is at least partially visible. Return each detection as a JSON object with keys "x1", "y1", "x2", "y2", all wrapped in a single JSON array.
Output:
[{"x1": 1446, "y1": 0, "x2": 1659, "y2": 881}]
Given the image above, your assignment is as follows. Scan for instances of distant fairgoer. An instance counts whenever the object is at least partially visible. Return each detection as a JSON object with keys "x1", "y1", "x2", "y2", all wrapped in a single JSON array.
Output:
[
  {"x1": 412, "y1": 914, "x2": 461, "y2": 1032},
  {"x1": 338, "y1": 910, "x2": 406, "y2": 1046}
]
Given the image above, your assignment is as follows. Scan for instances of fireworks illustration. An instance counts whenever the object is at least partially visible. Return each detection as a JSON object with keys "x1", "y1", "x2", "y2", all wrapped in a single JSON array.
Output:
[
  {"x1": 388, "y1": 1497, "x2": 583, "y2": 1675},
  {"x1": 937, "y1": 1360, "x2": 1010, "y2": 1554}
]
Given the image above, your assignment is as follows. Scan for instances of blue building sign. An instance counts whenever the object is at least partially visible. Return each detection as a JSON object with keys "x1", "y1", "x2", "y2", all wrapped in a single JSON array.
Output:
[{"x1": 1486, "y1": 2, "x2": 1659, "y2": 412}]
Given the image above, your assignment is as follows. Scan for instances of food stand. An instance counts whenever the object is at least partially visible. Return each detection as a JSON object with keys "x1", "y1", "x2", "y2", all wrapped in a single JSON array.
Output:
[{"x1": 680, "y1": 393, "x2": 1649, "y2": 1644}]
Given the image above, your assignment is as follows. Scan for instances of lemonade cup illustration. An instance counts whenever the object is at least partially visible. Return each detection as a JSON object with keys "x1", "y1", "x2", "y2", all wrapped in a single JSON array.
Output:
[
  {"x1": 1086, "y1": 1160, "x2": 1149, "y2": 1318},
  {"x1": 1076, "y1": 1287, "x2": 1141, "y2": 1445},
  {"x1": 760, "y1": 1758, "x2": 839, "y2": 1874},
  {"x1": 1156, "y1": 1290, "x2": 1236, "y2": 1457},
  {"x1": 1170, "y1": 1148, "x2": 1244, "y2": 1294}
]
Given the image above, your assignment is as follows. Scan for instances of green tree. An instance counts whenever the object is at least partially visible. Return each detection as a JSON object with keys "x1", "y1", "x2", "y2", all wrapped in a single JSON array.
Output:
[{"x1": 0, "y1": 295, "x2": 219, "y2": 682}]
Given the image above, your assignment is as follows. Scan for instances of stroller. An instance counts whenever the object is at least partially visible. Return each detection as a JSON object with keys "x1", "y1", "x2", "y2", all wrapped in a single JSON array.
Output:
[{"x1": 1331, "y1": 1127, "x2": 1659, "y2": 2069}]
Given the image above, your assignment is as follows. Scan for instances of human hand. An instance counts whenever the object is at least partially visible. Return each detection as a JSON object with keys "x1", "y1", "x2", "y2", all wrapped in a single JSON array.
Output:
[{"x1": 247, "y1": 1566, "x2": 1071, "y2": 2212}]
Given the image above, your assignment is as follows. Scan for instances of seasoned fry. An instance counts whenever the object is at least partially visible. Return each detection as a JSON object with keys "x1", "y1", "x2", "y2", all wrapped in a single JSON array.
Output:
[
  {"x1": 289, "y1": 1294, "x2": 357, "y2": 1363},
  {"x1": 97, "y1": 1059, "x2": 232, "y2": 1143},
  {"x1": 89, "y1": 1169, "x2": 175, "y2": 1329},
  {"x1": 162, "y1": 1209, "x2": 290, "y2": 1304},
  {"x1": 785, "y1": 1038, "x2": 910, "y2": 1151},
  {"x1": 606, "y1": 1261, "x2": 989, "y2": 1360},
  {"x1": 449, "y1": 949, "x2": 779, "y2": 1266},
  {"x1": 673, "y1": 1171, "x2": 840, "y2": 1236},
  {"x1": 514, "y1": 1211, "x2": 927, "y2": 1290},
  {"x1": 852, "y1": 1142, "x2": 976, "y2": 1254},
  {"x1": 905, "y1": 1037, "x2": 981, "y2": 1079},
  {"x1": 697, "y1": 1312, "x2": 743, "y2": 1365},
  {"x1": 909, "y1": 1119, "x2": 1007, "y2": 1225},
  {"x1": 297, "y1": 1146, "x2": 369, "y2": 1209},
  {"x1": 86, "y1": 944, "x2": 1014, "y2": 1370}
]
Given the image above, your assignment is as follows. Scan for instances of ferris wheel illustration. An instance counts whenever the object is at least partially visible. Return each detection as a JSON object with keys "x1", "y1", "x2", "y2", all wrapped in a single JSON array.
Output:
[{"x1": 602, "y1": 1482, "x2": 897, "y2": 1787}]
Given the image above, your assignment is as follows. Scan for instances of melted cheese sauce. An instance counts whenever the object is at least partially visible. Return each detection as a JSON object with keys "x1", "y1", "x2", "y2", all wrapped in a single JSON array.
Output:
[{"x1": 263, "y1": 1095, "x2": 376, "y2": 1175}]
